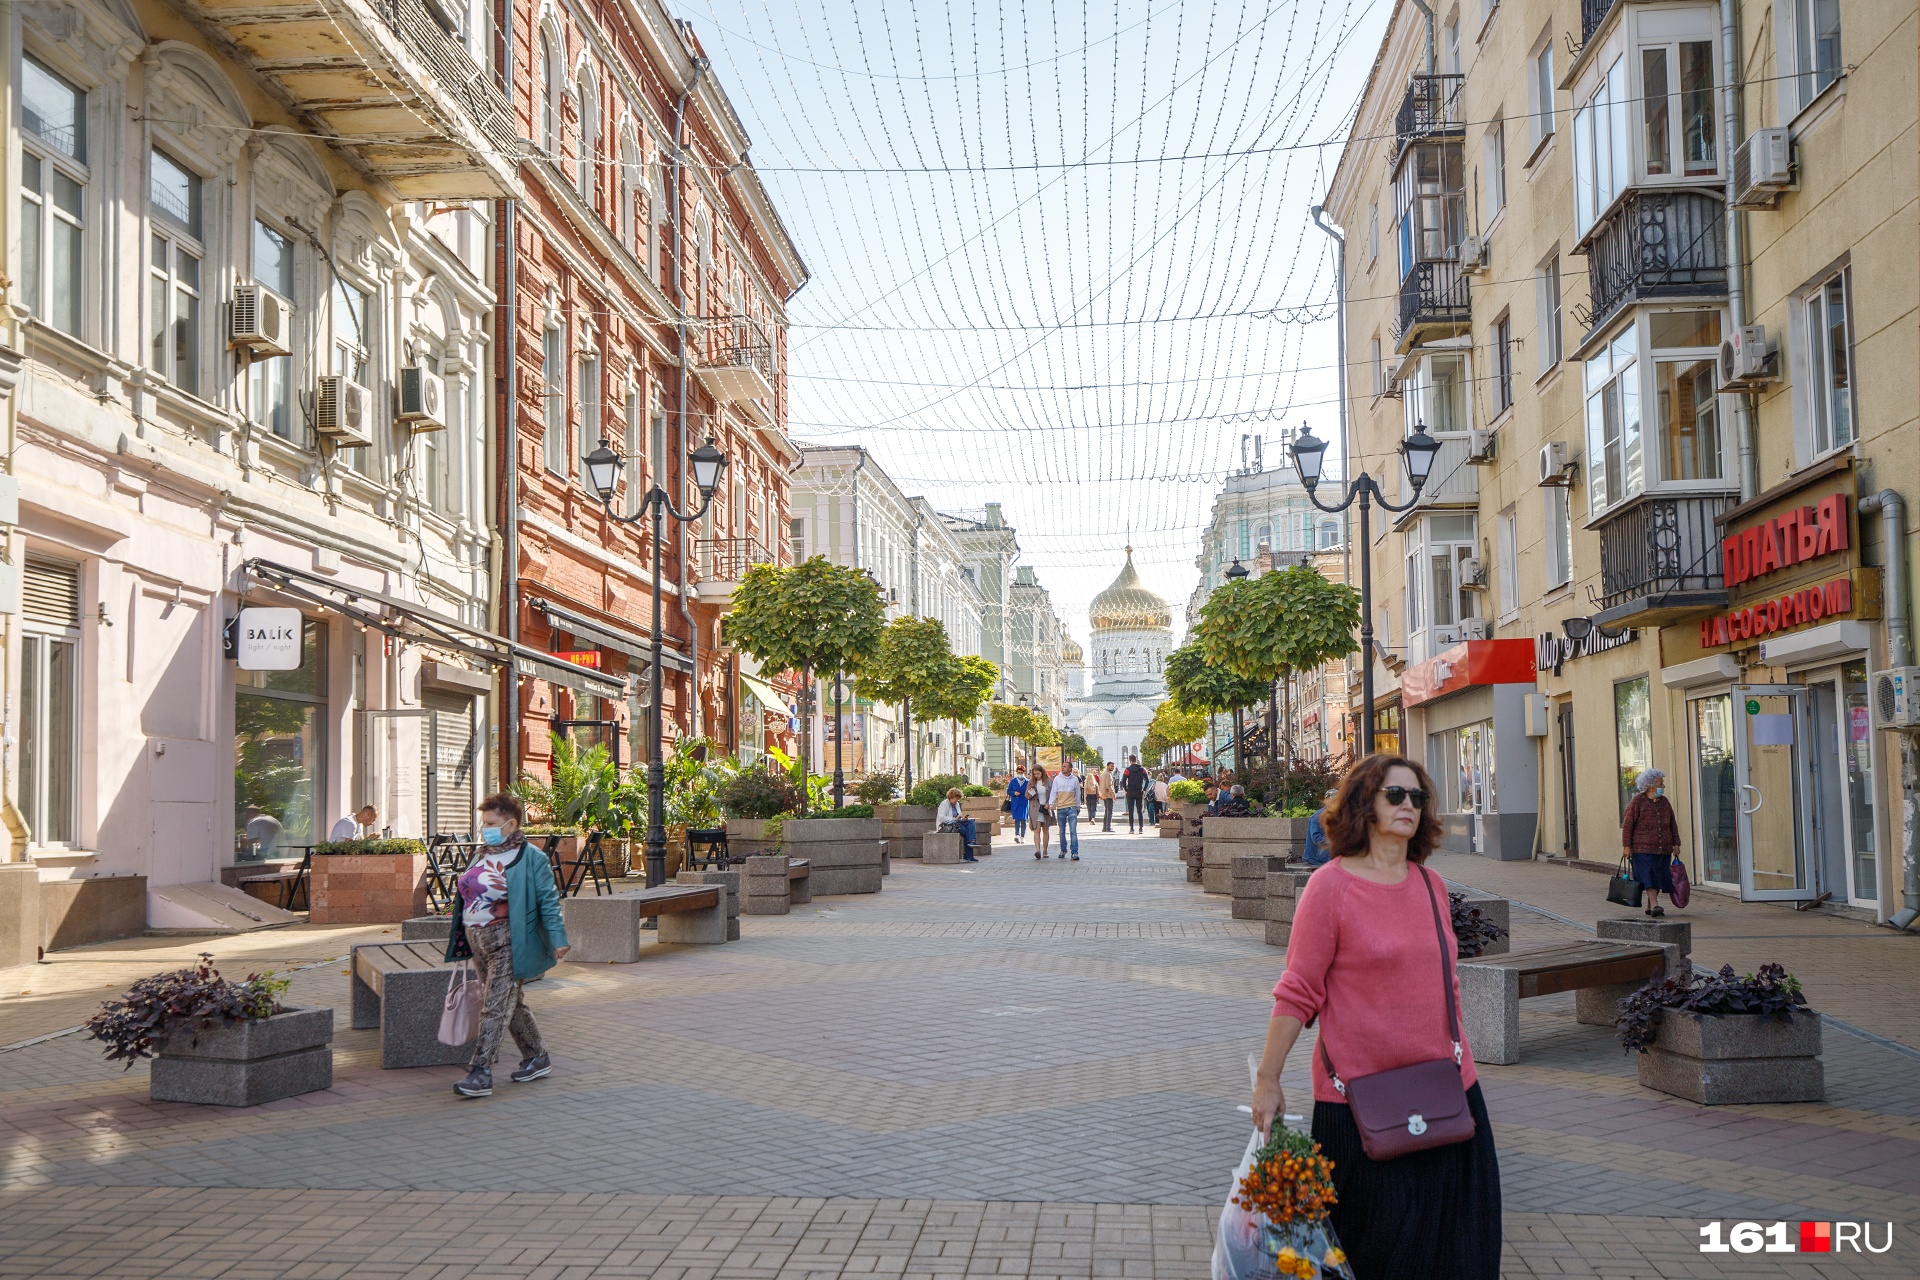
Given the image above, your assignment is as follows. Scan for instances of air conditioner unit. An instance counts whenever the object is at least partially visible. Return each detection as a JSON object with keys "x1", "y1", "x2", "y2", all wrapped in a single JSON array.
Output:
[
  {"x1": 1719, "y1": 324, "x2": 1776, "y2": 387},
  {"x1": 1457, "y1": 234, "x2": 1488, "y2": 275},
  {"x1": 1537, "y1": 440, "x2": 1572, "y2": 486},
  {"x1": 1872, "y1": 667, "x2": 1920, "y2": 731},
  {"x1": 1460, "y1": 617, "x2": 1492, "y2": 641},
  {"x1": 1466, "y1": 428, "x2": 1496, "y2": 465},
  {"x1": 1731, "y1": 127, "x2": 1793, "y2": 208},
  {"x1": 230, "y1": 284, "x2": 293, "y2": 357},
  {"x1": 398, "y1": 365, "x2": 448, "y2": 432},
  {"x1": 314, "y1": 375, "x2": 373, "y2": 447},
  {"x1": 1459, "y1": 557, "x2": 1488, "y2": 591}
]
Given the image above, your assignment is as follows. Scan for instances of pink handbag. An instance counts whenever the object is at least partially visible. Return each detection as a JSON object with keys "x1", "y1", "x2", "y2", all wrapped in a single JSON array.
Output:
[
  {"x1": 437, "y1": 964, "x2": 482, "y2": 1045},
  {"x1": 1318, "y1": 866, "x2": 1476, "y2": 1161}
]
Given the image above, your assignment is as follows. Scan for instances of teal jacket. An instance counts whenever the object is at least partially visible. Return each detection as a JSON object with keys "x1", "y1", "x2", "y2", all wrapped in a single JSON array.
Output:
[{"x1": 444, "y1": 839, "x2": 571, "y2": 980}]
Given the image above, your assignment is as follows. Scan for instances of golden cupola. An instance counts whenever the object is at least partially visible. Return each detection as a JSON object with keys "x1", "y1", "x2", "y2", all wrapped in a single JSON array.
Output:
[{"x1": 1088, "y1": 548, "x2": 1172, "y2": 631}]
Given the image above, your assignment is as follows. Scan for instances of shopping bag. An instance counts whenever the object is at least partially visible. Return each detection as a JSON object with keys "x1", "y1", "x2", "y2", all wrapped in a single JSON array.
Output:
[
  {"x1": 437, "y1": 964, "x2": 482, "y2": 1045},
  {"x1": 1668, "y1": 857, "x2": 1691, "y2": 908},
  {"x1": 1606, "y1": 858, "x2": 1644, "y2": 908},
  {"x1": 1211, "y1": 1129, "x2": 1356, "y2": 1280}
]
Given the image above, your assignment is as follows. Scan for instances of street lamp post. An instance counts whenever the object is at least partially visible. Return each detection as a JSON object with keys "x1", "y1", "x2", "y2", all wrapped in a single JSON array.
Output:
[
  {"x1": 1288, "y1": 422, "x2": 1444, "y2": 757},
  {"x1": 583, "y1": 437, "x2": 729, "y2": 887}
]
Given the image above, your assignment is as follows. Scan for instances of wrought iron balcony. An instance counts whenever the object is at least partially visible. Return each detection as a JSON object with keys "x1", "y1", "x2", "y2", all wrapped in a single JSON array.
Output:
[
  {"x1": 1396, "y1": 75, "x2": 1464, "y2": 159},
  {"x1": 694, "y1": 314, "x2": 776, "y2": 406},
  {"x1": 1582, "y1": 0, "x2": 1621, "y2": 44},
  {"x1": 1395, "y1": 259, "x2": 1471, "y2": 352},
  {"x1": 692, "y1": 537, "x2": 775, "y2": 605},
  {"x1": 1592, "y1": 493, "x2": 1736, "y2": 627},
  {"x1": 1577, "y1": 190, "x2": 1727, "y2": 339}
]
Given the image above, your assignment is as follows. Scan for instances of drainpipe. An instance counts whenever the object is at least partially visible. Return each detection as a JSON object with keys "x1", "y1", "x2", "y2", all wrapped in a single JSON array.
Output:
[
  {"x1": 1310, "y1": 205, "x2": 1351, "y2": 586},
  {"x1": 1407, "y1": 0, "x2": 1437, "y2": 76},
  {"x1": 1862, "y1": 491, "x2": 1920, "y2": 929},
  {"x1": 671, "y1": 55, "x2": 709, "y2": 742},
  {"x1": 1720, "y1": 0, "x2": 1757, "y2": 501},
  {"x1": 497, "y1": 0, "x2": 519, "y2": 789}
]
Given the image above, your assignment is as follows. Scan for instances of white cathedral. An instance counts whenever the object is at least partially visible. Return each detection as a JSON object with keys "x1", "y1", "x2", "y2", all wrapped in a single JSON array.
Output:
[{"x1": 1064, "y1": 549, "x2": 1173, "y2": 767}]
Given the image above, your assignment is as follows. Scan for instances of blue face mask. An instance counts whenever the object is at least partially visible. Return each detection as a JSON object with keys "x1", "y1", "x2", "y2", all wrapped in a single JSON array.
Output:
[
  {"x1": 1653, "y1": 787, "x2": 1665, "y2": 799},
  {"x1": 480, "y1": 825, "x2": 507, "y2": 847}
]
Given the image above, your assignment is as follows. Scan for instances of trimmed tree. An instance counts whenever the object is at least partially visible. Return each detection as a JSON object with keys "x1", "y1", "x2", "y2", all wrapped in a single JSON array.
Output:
[
  {"x1": 725, "y1": 557, "x2": 886, "y2": 811},
  {"x1": 921, "y1": 654, "x2": 1000, "y2": 776},
  {"x1": 1164, "y1": 640, "x2": 1272, "y2": 774},
  {"x1": 989, "y1": 702, "x2": 1058, "y2": 772},
  {"x1": 1195, "y1": 566, "x2": 1361, "y2": 767},
  {"x1": 1059, "y1": 730, "x2": 1101, "y2": 766},
  {"x1": 1146, "y1": 700, "x2": 1208, "y2": 764},
  {"x1": 854, "y1": 616, "x2": 955, "y2": 793}
]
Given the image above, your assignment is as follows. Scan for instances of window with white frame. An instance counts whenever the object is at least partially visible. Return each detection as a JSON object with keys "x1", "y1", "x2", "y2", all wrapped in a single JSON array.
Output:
[
  {"x1": 1492, "y1": 311, "x2": 1513, "y2": 414},
  {"x1": 1544, "y1": 484, "x2": 1573, "y2": 587},
  {"x1": 1396, "y1": 144, "x2": 1465, "y2": 276},
  {"x1": 333, "y1": 279, "x2": 372, "y2": 472},
  {"x1": 624, "y1": 375, "x2": 644, "y2": 515},
  {"x1": 1483, "y1": 116, "x2": 1505, "y2": 216},
  {"x1": 650, "y1": 384, "x2": 668, "y2": 492},
  {"x1": 542, "y1": 321, "x2": 566, "y2": 474},
  {"x1": 251, "y1": 219, "x2": 296, "y2": 439},
  {"x1": 1497, "y1": 510, "x2": 1519, "y2": 615},
  {"x1": 19, "y1": 558, "x2": 81, "y2": 847},
  {"x1": 1585, "y1": 326, "x2": 1643, "y2": 514},
  {"x1": 1572, "y1": 56, "x2": 1630, "y2": 234},
  {"x1": 1650, "y1": 310, "x2": 1724, "y2": 481},
  {"x1": 1641, "y1": 40, "x2": 1716, "y2": 178},
  {"x1": 1406, "y1": 514, "x2": 1479, "y2": 644},
  {"x1": 575, "y1": 69, "x2": 597, "y2": 203},
  {"x1": 1367, "y1": 202, "x2": 1379, "y2": 265},
  {"x1": 1535, "y1": 253, "x2": 1562, "y2": 373},
  {"x1": 1371, "y1": 335, "x2": 1384, "y2": 396},
  {"x1": 1443, "y1": 12, "x2": 1461, "y2": 74},
  {"x1": 1803, "y1": 267, "x2": 1854, "y2": 455},
  {"x1": 648, "y1": 158, "x2": 665, "y2": 280},
  {"x1": 19, "y1": 55, "x2": 86, "y2": 337},
  {"x1": 1781, "y1": 0, "x2": 1843, "y2": 113},
  {"x1": 148, "y1": 148, "x2": 204, "y2": 396},
  {"x1": 576, "y1": 349, "x2": 599, "y2": 486},
  {"x1": 1403, "y1": 351, "x2": 1470, "y2": 435},
  {"x1": 1527, "y1": 39, "x2": 1555, "y2": 149}
]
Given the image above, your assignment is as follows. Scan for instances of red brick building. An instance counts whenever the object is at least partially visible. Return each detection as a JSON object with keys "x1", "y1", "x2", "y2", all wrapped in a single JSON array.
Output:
[{"x1": 494, "y1": 3, "x2": 806, "y2": 782}]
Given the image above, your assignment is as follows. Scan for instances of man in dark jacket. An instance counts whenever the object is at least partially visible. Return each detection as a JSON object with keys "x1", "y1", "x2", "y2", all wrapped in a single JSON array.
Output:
[{"x1": 1121, "y1": 755, "x2": 1150, "y2": 833}]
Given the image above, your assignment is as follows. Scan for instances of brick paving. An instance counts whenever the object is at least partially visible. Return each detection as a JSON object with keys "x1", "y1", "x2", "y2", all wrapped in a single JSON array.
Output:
[{"x1": 1, "y1": 833, "x2": 1916, "y2": 1277}]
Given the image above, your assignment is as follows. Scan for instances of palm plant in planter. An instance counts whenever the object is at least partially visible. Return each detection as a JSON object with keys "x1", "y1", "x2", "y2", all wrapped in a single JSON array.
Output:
[
  {"x1": 1615, "y1": 963, "x2": 1822, "y2": 1104},
  {"x1": 86, "y1": 954, "x2": 332, "y2": 1107}
]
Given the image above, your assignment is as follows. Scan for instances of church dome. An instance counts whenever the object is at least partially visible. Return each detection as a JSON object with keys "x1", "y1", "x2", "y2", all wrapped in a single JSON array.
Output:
[
  {"x1": 1089, "y1": 548, "x2": 1172, "y2": 631},
  {"x1": 1062, "y1": 635, "x2": 1085, "y2": 664}
]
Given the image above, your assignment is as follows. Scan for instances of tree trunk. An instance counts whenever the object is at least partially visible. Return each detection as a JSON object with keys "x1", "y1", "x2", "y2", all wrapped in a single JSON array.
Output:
[
  {"x1": 902, "y1": 697, "x2": 914, "y2": 793},
  {"x1": 800, "y1": 666, "x2": 813, "y2": 814}
]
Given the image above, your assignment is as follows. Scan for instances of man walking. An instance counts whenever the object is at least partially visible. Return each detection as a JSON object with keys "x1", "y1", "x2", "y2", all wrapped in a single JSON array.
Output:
[
  {"x1": 1048, "y1": 763, "x2": 1084, "y2": 861},
  {"x1": 1121, "y1": 756, "x2": 1150, "y2": 833},
  {"x1": 1097, "y1": 762, "x2": 1117, "y2": 832}
]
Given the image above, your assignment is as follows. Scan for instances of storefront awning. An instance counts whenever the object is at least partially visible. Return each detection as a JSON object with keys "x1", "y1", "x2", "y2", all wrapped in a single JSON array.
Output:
[
  {"x1": 1401, "y1": 640, "x2": 1536, "y2": 709},
  {"x1": 740, "y1": 672, "x2": 784, "y2": 711},
  {"x1": 530, "y1": 597, "x2": 693, "y2": 675},
  {"x1": 245, "y1": 559, "x2": 628, "y2": 702}
]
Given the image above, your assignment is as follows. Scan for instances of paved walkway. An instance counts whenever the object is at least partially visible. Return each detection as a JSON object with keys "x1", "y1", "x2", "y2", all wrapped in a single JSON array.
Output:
[{"x1": 1, "y1": 833, "x2": 1914, "y2": 1277}]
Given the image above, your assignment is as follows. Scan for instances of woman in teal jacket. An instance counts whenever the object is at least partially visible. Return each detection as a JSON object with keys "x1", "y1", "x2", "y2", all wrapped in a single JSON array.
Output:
[{"x1": 445, "y1": 792, "x2": 570, "y2": 1097}]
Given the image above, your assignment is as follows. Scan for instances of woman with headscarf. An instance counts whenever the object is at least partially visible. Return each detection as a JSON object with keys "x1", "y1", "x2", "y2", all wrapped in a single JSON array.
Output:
[{"x1": 1621, "y1": 768, "x2": 1681, "y2": 917}]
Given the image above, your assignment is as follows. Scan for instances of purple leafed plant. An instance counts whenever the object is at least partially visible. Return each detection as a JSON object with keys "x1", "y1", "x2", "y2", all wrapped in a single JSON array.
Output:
[
  {"x1": 1614, "y1": 962, "x2": 1808, "y2": 1054},
  {"x1": 85, "y1": 953, "x2": 290, "y2": 1068}
]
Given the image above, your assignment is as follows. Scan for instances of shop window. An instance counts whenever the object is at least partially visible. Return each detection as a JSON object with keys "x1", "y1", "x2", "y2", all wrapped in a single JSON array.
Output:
[
  {"x1": 1841, "y1": 661, "x2": 1876, "y2": 900},
  {"x1": 20, "y1": 559, "x2": 81, "y2": 847},
  {"x1": 19, "y1": 55, "x2": 86, "y2": 337},
  {"x1": 1803, "y1": 269, "x2": 1854, "y2": 456},
  {"x1": 235, "y1": 619, "x2": 328, "y2": 861},
  {"x1": 251, "y1": 219, "x2": 296, "y2": 440},
  {"x1": 1585, "y1": 326, "x2": 1643, "y2": 514},
  {"x1": 148, "y1": 148, "x2": 204, "y2": 396},
  {"x1": 1613, "y1": 675, "x2": 1652, "y2": 818},
  {"x1": 1431, "y1": 720, "x2": 1497, "y2": 815}
]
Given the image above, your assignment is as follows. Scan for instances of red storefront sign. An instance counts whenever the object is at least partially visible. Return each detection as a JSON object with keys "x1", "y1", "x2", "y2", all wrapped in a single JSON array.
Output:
[
  {"x1": 1722, "y1": 494, "x2": 1848, "y2": 587},
  {"x1": 1698, "y1": 576, "x2": 1855, "y2": 649},
  {"x1": 1401, "y1": 639, "x2": 1537, "y2": 709},
  {"x1": 551, "y1": 650, "x2": 602, "y2": 668}
]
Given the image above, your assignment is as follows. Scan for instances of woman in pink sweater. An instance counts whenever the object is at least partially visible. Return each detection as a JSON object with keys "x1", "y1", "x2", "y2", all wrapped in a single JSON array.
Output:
[{"x1": 1250, "y1": 754, "x2": 1501, "y2": 1279}]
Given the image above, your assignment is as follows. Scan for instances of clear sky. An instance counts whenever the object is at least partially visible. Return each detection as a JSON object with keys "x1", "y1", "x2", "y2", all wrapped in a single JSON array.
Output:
[{"x1": 679, "y1": 0, "x2": 1393, "y2": 645}]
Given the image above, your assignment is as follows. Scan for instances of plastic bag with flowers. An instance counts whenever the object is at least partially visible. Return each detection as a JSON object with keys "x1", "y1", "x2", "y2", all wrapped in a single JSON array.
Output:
[{"x1": 1211, "y1": 1121, "x2": 1355, "y2": 1280}]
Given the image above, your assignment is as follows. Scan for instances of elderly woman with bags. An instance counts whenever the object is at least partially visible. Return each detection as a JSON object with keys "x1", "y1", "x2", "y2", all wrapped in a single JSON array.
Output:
[
  {"x1": 1622, "y1": 768, "x2": 1683, "y2": 917},
  {"x1": 1250, "y1": 753, "x2": 1501, "y2": 1280},
  {"x1": 444, "y1": 792, "x2": 570, "y2": 1098}
]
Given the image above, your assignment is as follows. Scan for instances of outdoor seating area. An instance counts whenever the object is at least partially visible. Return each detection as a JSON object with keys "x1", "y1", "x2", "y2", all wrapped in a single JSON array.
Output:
[
  {"x1": 562, "y1": 884, "x2": 728, "y2": 961},
  {"x1": 1457, "y1": 938, "x2": 1670, "y2": 1066},
  {"x1": 349, "y1": 940, "x2": 475, "y2": 1069}
]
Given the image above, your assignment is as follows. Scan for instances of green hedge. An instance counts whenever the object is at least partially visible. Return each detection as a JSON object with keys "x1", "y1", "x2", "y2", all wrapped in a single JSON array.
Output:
[
  {"x1": 792, "y1": 803, "x2": 875, "y2": 819},
  {"x1": 905, "y1": 774, "x2": 968, "y2": 807},
  {"x1": 311, "y1": 838, "x2": 429, "y2": 857},
  {"x1": 1167, "y1": 780, "x2": 1207, "y2": 804}
]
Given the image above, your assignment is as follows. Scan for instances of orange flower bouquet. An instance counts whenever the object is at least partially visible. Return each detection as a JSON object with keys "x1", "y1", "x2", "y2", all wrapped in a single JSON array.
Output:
[{"x1": 1212, "y1": 1123, "x2": 1355, "y2": 1280}]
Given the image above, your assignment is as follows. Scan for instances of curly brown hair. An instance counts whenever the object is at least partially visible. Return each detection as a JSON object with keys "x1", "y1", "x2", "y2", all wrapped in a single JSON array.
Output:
[{"x1": 1323, "y1": 753, "x2": 1445, "y2": 863}]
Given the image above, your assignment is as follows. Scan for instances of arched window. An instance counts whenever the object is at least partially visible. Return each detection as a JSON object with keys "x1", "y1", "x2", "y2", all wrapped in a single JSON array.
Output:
[
  {"x1": 693, "y1": 208, "x2": 710, "y2": 317},
  {"x1": 618, "y1": 126, "x2": 639, "y2": 250},
  {"x1": 538, "y1": 32, "x2": 562, "y2": 160},
  {"x1": 1255, "y1": 523, "x2": 1272, "y2": 551},
  {"x1": 574, "y1": 67, "x2": 597, "y2": 202},
  {"x1": 647, "y1": 155, "x2": 664, "y2": 280}
]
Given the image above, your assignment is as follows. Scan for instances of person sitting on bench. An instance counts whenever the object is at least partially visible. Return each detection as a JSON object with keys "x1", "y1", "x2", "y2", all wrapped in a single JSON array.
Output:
[{"x1": 935, "y1": 788, "x2": 979, "y2": 862}]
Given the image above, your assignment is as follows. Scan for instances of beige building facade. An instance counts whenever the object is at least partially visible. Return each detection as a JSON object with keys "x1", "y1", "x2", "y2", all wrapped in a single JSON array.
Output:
[{"x1": 1327, "y1": 0, "x2": 1918, "y2": 917}]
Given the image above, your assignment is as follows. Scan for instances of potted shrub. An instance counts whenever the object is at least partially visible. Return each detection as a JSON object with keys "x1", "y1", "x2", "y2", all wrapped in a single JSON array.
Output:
[
  {"x1": 718, "y1": 769, "x2": 802, "y2": 854},
  {"x1": 86, "y1": 954, "x2": 332, "y2": 1107},
  {"x1": 308, "y1": 837, "x2": 431, "y2": 924},
  {"x1": 1616, "y1": 963, "x2": 1822, "y2": 1104},
  {"x1": 854, "y1": 770, "x2": 901, "y2": 806}
]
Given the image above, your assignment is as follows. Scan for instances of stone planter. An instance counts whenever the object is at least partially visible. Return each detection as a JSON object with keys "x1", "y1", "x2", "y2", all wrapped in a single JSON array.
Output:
[
  {"x1": 150, "y1": 1006, "x2": 334, "y2": 1107},
  {"x1": 961, "y1": 796, "x2": 1004, "y2": 835},
  {"x1": 309, "y1": 853, "x2": 428, "y2": 924},
  {"x1": 1637, "y1": 1009, "x2": 1824, "y2": 1105},
  {"x1": 724, "y1": 818, "x2": 783, "y2": 858},
  {"x1": 1264, "y1": 866, "x2": 1317, "y2": 946},
  {"x1": 876, "y1": 803, "x2": 936, "y2": 861},
  {"x1": 1230, "y1": 853, "x2": 1287, "y2": 920},
  {"x1": 741, "y1": 854, "x2": 792, "y2": 916},
  {"x1": 781, "y1": 816, "x2": 884, "y2": 895}
]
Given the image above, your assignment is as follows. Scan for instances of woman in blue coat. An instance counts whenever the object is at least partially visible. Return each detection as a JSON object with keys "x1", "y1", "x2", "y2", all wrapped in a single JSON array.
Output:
[
  {"x1": 1006, "y1": 765, "x2": 1033, "y2": 841},
  {"x1": 445, "y1": 792, "x2": 570, "y2": 1097}
]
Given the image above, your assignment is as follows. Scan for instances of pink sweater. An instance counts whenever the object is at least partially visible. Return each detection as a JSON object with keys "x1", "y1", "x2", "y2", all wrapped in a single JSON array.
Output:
[{"x1": 1271, "y1": 859, "x2": 1480, "y2": 1104}]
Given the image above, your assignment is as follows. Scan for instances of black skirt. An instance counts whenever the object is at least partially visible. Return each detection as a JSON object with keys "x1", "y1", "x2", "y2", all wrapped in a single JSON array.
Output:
[{"x1": 1311, "y1": 1081, "x2": 1502, "y2": 1280}]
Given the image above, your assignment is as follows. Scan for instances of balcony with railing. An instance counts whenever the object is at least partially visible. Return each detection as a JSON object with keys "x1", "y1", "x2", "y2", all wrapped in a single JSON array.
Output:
[
  {"x1": 692, "y1": 536, "x2": 775, "y2": 605},
  {"x1": 1395, "y1": 258, "x2": 1471, "y2": 352},
  {"x1": 694, "y1": 314, "x2": 776, "y2": 409},
  {"x1": 1395, "y1": 75, "x2": 1464, "y2": 159},
  {"x1": 1591, "y1": 492, "x2": 1736, "y2": 628},
  {"x1": 195, "y1": 0, "x2": 521, "y2": 198},
  {"x1": 1391, "y1": 432, "x2": 1480, "y2": 524},
  {"x1": 1581, "y1": 0, "x2": 1622, "y2": 43},
  {"x1": 1576, "y1": 190, "x2": 1727, "y2": 340}
]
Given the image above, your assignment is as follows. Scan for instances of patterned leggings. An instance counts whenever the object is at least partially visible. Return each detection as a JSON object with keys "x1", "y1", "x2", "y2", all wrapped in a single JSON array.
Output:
[{"x1": 465, "y1": 920, "x2": 546, "y2": 1071}]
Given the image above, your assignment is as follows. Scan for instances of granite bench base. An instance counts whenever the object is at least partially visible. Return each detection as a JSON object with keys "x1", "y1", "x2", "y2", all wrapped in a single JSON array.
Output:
[
  {"x1": 351, "y1": 942, "x2": 473, "y2": 1069},
  {"x1": 561, "y1": 884, "x2": 729, "y2": 960},
  {"x1": 1574, "y1": 917, "x2": 1691, "y2": 1025},
  {"x1": 924, "y1": 832, "x2": 989, "y2": 864},
  {"x1": 675, "y1": 871, "x2": 742, "y2": 942}
]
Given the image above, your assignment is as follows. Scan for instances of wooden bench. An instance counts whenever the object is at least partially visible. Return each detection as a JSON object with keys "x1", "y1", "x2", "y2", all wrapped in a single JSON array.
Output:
[
  {"x1": 350, "y1": 940, "x2": 473, "y2": 1069},
  {"x1": 561, "y1": 884, "x2": 724, "y2": 962},
  {"x1": 236, "y1": 848, "x2": 311, "y2": 911},
  {"x1": 1458, "y1": 940, "x2": 1668, "y2": 1064}
]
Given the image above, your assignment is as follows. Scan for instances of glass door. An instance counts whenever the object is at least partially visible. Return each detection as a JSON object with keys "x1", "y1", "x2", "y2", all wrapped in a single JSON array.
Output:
[
  {"x1": 1730, "y1": 685, "x2": 1817, "y2": 900},
  {"x1": 1689, "y1": 693, "x2": 1739, "y2": 885}
]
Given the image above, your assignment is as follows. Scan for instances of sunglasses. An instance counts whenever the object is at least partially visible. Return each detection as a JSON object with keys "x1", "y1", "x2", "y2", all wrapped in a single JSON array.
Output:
[{"x1": 1382, "y1": 786, "x2": 1430, "y2": 810}]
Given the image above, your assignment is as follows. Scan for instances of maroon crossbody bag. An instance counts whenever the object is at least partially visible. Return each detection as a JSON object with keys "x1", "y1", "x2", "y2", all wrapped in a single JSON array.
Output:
[{"x1": 1317, "y1": 865, "x2": 1476, "y2": 1161}]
